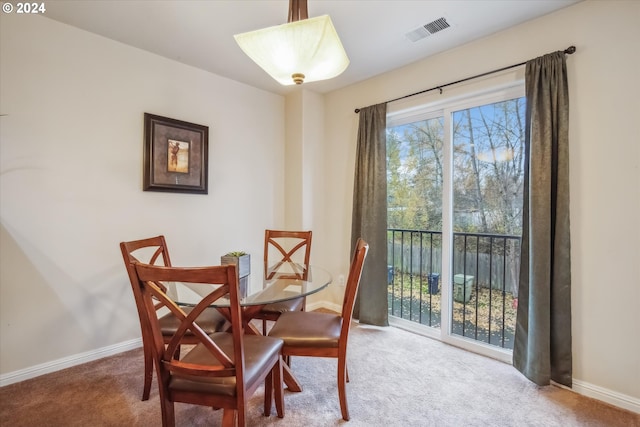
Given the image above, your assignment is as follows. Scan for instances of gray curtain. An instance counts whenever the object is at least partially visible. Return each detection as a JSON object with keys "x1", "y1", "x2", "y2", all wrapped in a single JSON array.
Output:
[
  {"x1": 351, "y1": 103, "x2": 389, "y2": 326},
  {"x1": 513, "y1": 51, "x2": 572, "y2": 387}
]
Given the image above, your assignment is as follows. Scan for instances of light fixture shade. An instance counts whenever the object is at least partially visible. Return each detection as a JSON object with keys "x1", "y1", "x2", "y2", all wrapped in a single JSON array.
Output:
[{"x1": 234, "y1": 15, "x2": 349, "y2": 86}]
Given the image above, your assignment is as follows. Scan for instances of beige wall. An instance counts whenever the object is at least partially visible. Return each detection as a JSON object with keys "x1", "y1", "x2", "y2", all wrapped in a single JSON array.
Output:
[
  {"x1": 320, "y1": 0, "x2": 639, "y2": 408},
  {"x1": 284, "y1": 89, "x2": 335, "y2": 308},
  {"x1": 0, "y1": 13, "x2": 285, "y2": 373}
]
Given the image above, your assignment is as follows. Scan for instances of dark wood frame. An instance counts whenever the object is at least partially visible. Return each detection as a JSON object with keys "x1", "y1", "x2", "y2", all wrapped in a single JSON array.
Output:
[{"x1": 143, "y1": 113, "x2": 208, "y2": 194}]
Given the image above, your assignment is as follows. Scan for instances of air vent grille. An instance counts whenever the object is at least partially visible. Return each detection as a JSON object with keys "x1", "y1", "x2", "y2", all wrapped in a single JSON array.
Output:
[
  {"x1": 405, "y1": 17, "x2": 450, "y2": 42},
  {"x1": 425, "y1": 17, "x2": 450, "y2": 34}
]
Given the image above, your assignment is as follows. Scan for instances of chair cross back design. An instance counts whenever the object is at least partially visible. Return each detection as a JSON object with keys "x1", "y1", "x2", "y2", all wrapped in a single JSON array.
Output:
[
  {"x1": 133, "y1": 262, "x2": 285, "y2": 427},
  {"x1": 136, "y1": 265, "x2": 236, "y2": 375},
  {"x1": 120, "y1": 236, "x2": 228, "y2": 401},
  {"x1": 268, "y1": 238, "x2": 369, "y2": 421},
  {"x1": 257, "y1": 230, "x2": 312, "y2": 333},
  {"x1": 263, "y1": 230, "x2": 312, "y2": 279},
  {"x1": 264, "y1": 230, "x2": 312, "y2": 280}
]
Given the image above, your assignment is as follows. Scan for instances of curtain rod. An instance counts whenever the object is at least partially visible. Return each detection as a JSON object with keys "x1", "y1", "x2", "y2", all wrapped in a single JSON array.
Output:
[{"x1": 354, "y1": 45, "x2": 576, "y2": 113}]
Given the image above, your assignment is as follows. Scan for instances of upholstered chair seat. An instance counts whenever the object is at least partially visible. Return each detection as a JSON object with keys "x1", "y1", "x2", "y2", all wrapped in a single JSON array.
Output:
[
  {"x1": 268, "y1": 312, "x2": 342, "y2": 348},
  {"x1": 159, "y1": 306, "x2": 228, "y2": 336},
  {"x1": 170, "y1": 332, "x2": 284, "y2": 397},
  {"x1": 259, "y1": 298, "x2": 304, "y2": 316}
]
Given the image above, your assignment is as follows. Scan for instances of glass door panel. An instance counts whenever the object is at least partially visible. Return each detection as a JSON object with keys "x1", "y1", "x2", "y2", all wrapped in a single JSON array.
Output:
[
  {"x1": 387, "y1": 117, "x2": 444, "y2": 328},
  {"x1": 450, "y1": 97, "x2": 525, "y2": 349}
]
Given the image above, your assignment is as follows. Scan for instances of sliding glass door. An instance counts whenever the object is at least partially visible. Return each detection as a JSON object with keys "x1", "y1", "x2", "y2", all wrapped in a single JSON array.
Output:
[{"x1": 387, "y1": 84, "x2": 524, "y2": 361}]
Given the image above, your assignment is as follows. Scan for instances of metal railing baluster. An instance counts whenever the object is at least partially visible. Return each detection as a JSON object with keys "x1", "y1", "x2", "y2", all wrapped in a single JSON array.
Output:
[{"x1": 388, "y1": 228, "x2": 520, "y2": 349}]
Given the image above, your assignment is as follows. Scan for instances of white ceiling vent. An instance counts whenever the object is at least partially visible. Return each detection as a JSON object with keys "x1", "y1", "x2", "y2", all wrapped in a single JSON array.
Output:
[{"x1": 405, "y1": 17, "x2": 451, "y2": 42}]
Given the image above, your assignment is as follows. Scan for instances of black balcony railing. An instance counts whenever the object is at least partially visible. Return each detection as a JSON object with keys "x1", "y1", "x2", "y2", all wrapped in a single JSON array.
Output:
[{"x1": 388, "y1": 228, "x2": 521, "y2": 350}]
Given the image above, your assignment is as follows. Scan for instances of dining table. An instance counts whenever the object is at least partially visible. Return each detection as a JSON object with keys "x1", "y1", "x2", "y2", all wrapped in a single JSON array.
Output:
[{"x1": 164, "y1": 262, "x2": 332, "y2": 392}]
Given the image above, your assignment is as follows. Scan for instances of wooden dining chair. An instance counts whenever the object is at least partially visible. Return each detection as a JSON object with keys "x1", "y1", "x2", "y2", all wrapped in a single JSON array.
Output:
[
  {"x1": 254, "y1": 230, "x2": 312, "y2": 334},
  {"x1": 133, "y1": 262, "x2": 285, "y2": 427},
  {"x1": 120, "y1": 236, "x2": 228, "y2": 401},
  {"x1": 268, "y1": 238, "x2": 369, "y2": 421}
]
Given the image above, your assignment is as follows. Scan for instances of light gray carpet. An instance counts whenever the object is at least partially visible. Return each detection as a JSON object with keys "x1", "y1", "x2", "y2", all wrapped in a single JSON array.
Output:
[{"x1": 1, "y1": 323, "x2": 638, "y2": 426}]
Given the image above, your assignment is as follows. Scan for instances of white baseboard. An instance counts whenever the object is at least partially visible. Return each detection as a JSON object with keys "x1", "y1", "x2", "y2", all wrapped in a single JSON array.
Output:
[
  {"x1": 569, "y1": 379, "x2": 640, "y2": 414},
  {"x1": 0, "y1": 338, "x2": 142, "y2": 387}
]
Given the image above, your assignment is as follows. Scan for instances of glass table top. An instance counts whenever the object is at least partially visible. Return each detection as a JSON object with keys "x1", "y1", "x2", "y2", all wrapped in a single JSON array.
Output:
[{"x1": 164, "y1": 263, "x2": 332, "y2": 308}]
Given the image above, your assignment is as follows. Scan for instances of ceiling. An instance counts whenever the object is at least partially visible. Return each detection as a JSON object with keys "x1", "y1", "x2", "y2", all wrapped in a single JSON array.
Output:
[{"x1": 43, "y1": 0, "x2": 581, "y2": 95}]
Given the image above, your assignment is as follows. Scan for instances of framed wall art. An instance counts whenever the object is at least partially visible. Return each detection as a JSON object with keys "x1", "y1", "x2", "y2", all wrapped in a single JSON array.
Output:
[{"x1": 143, "y1": 113, "x2": 209, "y2": 194}]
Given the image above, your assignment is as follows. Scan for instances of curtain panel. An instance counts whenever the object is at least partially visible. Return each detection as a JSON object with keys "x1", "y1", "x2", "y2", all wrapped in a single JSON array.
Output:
[
  {"x1": 351, "y1": 103, "x2": 389, "y2": 326},
  {"x1": 513, "y1": 51, "x2": 572, "y2": 387}
]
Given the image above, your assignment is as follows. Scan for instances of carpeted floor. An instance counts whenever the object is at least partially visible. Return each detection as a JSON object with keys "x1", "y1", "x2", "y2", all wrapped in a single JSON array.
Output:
[{"x1": 1, "y1": 323, "x2": 638, "y2": 427}]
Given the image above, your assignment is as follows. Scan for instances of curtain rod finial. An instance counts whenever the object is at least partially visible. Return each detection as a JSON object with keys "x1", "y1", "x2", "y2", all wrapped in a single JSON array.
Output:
[{"x1": 565, "y1": 46, "x2": 576, "y2": 54}]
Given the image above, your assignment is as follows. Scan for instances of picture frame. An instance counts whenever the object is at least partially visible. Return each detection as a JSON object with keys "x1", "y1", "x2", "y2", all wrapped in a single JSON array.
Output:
[{"x1": 143, "y1": 113, "x2": 209, "y2": 194}]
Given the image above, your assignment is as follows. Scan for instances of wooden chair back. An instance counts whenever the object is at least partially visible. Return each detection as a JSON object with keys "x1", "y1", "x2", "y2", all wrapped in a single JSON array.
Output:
[
  {"x1": 339, "y1": 238, "x2": 369, "y2": 345},
  {"x1": 133, "y1": 263, "x2": 242, "y2": 381},
  {"x1": 263, "y1": 230, "x2": 312, "y2": 280},
  {"x1": 120, "y1": 236, "x2": 228, "y2": 401},
  {"x1": 121, "y1": 235, "x2": 172, "y2": 314},
  {"x1": 120, "y1": 236, "x2": 177, "y2": 400}
]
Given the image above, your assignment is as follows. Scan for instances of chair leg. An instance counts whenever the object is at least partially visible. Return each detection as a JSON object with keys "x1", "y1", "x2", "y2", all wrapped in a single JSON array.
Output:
[
  {"x1": 160, "y1": 396, "x2": 176, "y2": 427},
  {"x1": 264, "y1": 370, "x2": 273, "y2": 416},
  {"x1": 221, "y1": 409, "x2": 236, "y2": 427},
  {"x1": 142, "y1": 345, "x2": 153, "y2": 401},
  {"x1": 274, "y1": 356, "x2": 285, "y2": 418},
  {"x1": 337, "y1": 356, "x2": 350, "y2": 421},
  {"x1": 238, "y1": 405, "x2": 246, "y2": 427}
]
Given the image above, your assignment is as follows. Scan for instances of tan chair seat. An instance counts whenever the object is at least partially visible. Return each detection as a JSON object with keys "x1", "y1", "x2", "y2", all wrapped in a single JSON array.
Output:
[
  {"x1": 159, "y1": 307, "x2": 227, "y2": 336},
  {"x1": 269, "y1": 311, "x2": 342, "y2": 348},
  {"x1": 260, "y1": 297, "x2": 304, "y2": 315},
  {"x1": 170, "y1": 332, "x2": 283, "y2": 397}
]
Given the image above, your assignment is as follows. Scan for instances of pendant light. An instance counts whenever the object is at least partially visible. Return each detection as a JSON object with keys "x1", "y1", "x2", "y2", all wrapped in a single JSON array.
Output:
[{"x1": 234, "y1": 0, "x2": 349, "y2": 86}]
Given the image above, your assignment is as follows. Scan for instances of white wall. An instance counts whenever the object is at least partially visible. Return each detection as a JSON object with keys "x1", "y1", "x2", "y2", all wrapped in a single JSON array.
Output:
[
  {"x1": 321, "y1": 0, "x2": 640, "y2": 409},
  {"x1": 0, "y1": 14, "x2": 285, "y2": 374},
  {"x1": 283, "y1": 89, "x2": 335, "y2": 308}
]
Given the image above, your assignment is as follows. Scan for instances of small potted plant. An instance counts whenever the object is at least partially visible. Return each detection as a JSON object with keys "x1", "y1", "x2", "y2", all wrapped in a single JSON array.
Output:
[{"x1": 221, "y1": 251, "x2": 251, "y2": 298}]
